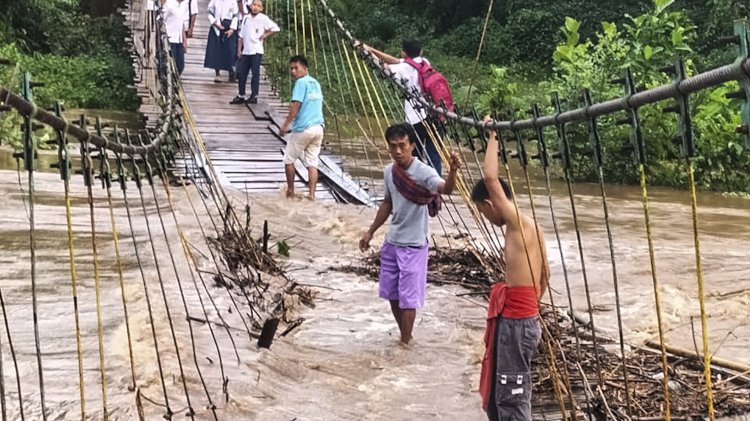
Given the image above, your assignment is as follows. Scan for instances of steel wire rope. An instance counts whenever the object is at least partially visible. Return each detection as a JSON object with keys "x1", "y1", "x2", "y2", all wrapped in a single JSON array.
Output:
[
  {"x1": 0, "y1": 62, "x2": 27, "y2": 421},
  {"x1": 135, "y1": 133, "x2": 216, "y2": 420},
  {"x1": 176, "y1": 87, "x2": 272, "y2": 336},
  {"x1": 462, "y1": 0, "x2": 495, "y2": 107},
  {"x1": 126, "y1": 131, "x2": 196, "y2": 420},
  {"x1": 686, "y1": 160, "x2": 716, "y2": 420},
  {"x1": 21, "y1": 90, "x2": 48, "y2": 421},
  {"x1": 97, "y1": 123, "x2": 138, "y2": 394},
  {"x1": 79, "y1": 125, "x2": 110, "y2": 421},
  {"x1": 532, "y1": 101, "x2": 594, "y2": 416},
  {"x1": 553, "y1": 116, "x2": 605, "y2": 388},
  {"x1": 118, "y1": 130, "x2": 173, "y2": 419},
  {"x1": 581, "y1": 90, "x2": 633, "y2": 413},
  {"x1": 510, "y1": 124, "x2": 579, "y2": 419},
  {"x1": 171, "y1": 138, "x2": 243, "y2": 368},
  {"x1": 150, "y1": 137, "x2": 228, "y2": 414}
]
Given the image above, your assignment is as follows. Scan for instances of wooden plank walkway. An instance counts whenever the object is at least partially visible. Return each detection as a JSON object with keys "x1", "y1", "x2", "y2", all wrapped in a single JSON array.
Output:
[{"x1": 178, "y1": 0, "x2": 371, "y2": 203}]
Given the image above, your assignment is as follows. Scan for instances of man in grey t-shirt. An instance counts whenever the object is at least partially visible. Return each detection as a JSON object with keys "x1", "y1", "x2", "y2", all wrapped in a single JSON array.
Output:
[{"x1": 360, "y1": 123, "x2": 460, "y2": 345}]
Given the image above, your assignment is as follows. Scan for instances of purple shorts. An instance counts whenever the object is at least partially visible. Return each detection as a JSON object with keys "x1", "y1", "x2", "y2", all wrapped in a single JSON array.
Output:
[{"x1": 379, "y1": 241, "x2": 429, "y2": 309}]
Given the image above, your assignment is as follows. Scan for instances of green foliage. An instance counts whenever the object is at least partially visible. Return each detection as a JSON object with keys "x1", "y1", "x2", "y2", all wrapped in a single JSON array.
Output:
[
  {"x1": 0, "y1": 43, "x2": 137, "y2": 111},
  {"x1": 543, "y1": 1, "x2": 698, "y2": 184},
  {"x1": 692, "y1": 84, "x2": 750, "y2": 192},
  {"x1": 0, "y1": 0, "x2": 137, "y2": 111},
  {"x1": 276, "y1": 240, "x2": 291, "y2": 257},
  {"x1": 468, "y1": 0, "x2": 750, "y2": 192}
]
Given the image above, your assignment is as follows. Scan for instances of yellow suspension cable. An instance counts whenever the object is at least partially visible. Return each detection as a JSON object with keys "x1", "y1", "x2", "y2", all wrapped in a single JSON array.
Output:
[
  {"x1": 341, "y1": 39, "x2": 377, "y2": 140},
  {"x1": 463, "y1": 0, "x2": 495, "y2": 107},
  {"x1": 104, "y1": 159, "x2": 138, "y2": 392},
  {"x1": 496, "y1": 131, "x2": 569, "y2": 419},
  {"x1": 353, "y1": 52, "x2": 386, "y2": 142},
  {"x1": 62, "y1": 141, "x2": 87, "y2": 421},
  {"x1": 521, "y1": 166, "x2": 577, "y2": 420},
  {"x1": 83, "y1": 144, "x2": 109, "y2": 420},
  {"x1": 639, "y1": 163, "x2": 672, "y2": 420},
  {"x1": 306, "y1": 0, "x2": 319, "y2": 71},
  {"x1": 300, "y1": 0, "x2": 307, "y2": 57},
  {"x1": 293, "y1": 0, "x2": 299, "y2": 54},
  {"x1": 687, "y1": 160, "x2": 715, "y2": 420}
]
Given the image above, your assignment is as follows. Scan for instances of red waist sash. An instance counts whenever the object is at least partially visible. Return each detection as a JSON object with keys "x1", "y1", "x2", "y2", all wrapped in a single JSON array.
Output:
[{"x1": 479, "y1": 283, "x2": 539, "y2": 409}]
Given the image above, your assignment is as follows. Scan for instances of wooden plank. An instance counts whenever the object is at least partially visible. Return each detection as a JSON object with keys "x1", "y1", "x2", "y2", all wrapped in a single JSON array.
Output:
[{"x1": 247, "y1": 101, "x2": 272, "y2": 121}]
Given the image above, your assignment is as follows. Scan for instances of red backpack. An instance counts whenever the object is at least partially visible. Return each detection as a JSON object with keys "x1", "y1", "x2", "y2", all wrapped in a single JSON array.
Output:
[{"x1": 404, "y1": 57, "x2": 454, "y2": 121}]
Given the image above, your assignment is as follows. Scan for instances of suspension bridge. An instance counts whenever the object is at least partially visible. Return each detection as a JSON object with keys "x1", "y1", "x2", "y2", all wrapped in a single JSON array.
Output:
[{"x1": 0, "y1": 0, "x2": 749, "y2": 419}]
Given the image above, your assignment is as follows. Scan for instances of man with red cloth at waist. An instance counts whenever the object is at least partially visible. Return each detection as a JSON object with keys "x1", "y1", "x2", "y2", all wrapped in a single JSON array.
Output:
[
  {"x1": 471, "y1": 116, "x2": 550, "y2": 420},
  {"x1": 360, "y1": 123, "x2": 460, "y2": 345}
]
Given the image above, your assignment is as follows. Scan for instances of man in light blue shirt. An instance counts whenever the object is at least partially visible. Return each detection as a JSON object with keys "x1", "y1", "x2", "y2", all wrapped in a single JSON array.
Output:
[{"x1": 280, "y1": 55, "x2": 325, "y2": 200}]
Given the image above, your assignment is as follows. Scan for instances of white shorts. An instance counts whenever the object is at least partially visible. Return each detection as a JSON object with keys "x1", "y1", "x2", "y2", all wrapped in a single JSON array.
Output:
[{"x1": 283, "y1": 125, "x2": 324, "y2": 167}]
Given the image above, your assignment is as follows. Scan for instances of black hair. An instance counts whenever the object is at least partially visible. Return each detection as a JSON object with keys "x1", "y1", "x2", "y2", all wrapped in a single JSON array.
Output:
[
  {"x1": 289, "y1": 55, "x2": 308, "y2": 67},
  {"x1": 471, "y1": 178, "x2": 513, "y2": 202},
  {"x1": 402, "y1": 39, "x2": 422, "y2": 59},
  {"x1": 384, "y1": 123, "x2": 415, "y2": 144}
]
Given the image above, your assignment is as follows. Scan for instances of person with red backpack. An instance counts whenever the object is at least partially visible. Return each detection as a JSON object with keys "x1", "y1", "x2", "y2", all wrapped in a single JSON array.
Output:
[{"x1": 363, "y1": 40, "x2": 454, "y2": 176}]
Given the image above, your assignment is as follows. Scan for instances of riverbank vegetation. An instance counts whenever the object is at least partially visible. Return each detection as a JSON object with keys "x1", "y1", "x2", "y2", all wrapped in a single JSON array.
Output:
[
  {"x1": 0, "y1": 0, "x2": 137, "y2": 111},
  {"x1": 0, "y1": 0, "x2": 136, "y2": 149}
]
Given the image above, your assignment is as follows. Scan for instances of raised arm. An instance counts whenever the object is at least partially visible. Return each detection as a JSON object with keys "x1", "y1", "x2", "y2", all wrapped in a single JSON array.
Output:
[
  {"x1": 437, "y1": 153, "x2": 461, "y2": 194},
  {"x1": 482, "y1": 116, "x2": 521, "y2": 230},
  {"x1": 363, "y1": 44, "x2": 401, "y2": 65}
]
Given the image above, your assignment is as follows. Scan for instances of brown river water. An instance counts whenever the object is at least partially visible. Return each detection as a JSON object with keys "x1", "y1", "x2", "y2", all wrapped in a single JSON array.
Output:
[{"x1": 0, "y1": 145, "x2": 748, "y2": 419}]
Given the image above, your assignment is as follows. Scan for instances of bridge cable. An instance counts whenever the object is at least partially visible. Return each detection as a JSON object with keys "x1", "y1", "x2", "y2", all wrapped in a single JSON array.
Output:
[
  {"x1": 149, "y1": 138, "x2": 224, "y2": 417},
  {"x1": 1, "y1": 62, "x2": 26, "y2": 421},
  {"x1": 463, "y1": 0, "x2": 495, "y2": 107},
  {"x1": 582, "y1": 89, "x2": 633, "y2": 413},
  {"x1": 117, "y1": 129, "x2": 173, "y2": 419},
  {"x1": 172, "y1": 141, "x2": 243, "y2": 369},
  {"x1": 533, "y1": 101, "x2": 593, "y2": 415},
  {"x1": 136, "y1": 131, "x2": 216, "y2": 420},
  {"x1": 551, "y1": 100, "x2": 605, "y2": 388},
  {"x1": 511, "y1": 121, "x2": 579, "y2": 419},
  {"x1": 96, "y1": 123, "x2": 139, "y2": 393},
  {"x1": 126, "y1": 130, "x2": 195, "y2": 420},
  {"x1": 20, "y1": 83, "x2": 49, "y2": 421},
  {"x1": 177, "y1": 88, "x2": 269, "y2": 337},
  {"x1": 80, "y1": 121, "x2": 111, "y2": 421}
]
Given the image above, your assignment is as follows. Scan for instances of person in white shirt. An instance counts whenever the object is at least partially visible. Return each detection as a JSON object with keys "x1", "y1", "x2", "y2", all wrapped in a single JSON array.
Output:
[
  {"x1": 364, "y1": 40, "x2": 444, "y2": 176},
  {"x1": 183, "y1": 0, "x2": 198, "y2": 38},
  {"x1": 204, "y1": 0, "x2": 239, "y2": 83},
  {"x1": 230, "y1": 0, "x2": 280, "y2": 104},
  {"x1": 160, "y1": 0, "x2": 189, "y2": 75}
]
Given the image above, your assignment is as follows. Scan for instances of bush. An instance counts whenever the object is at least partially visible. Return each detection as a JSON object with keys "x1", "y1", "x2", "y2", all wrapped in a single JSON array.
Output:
[{"x1": 0, "y1": 43, "x2": 137, "y2": 111}]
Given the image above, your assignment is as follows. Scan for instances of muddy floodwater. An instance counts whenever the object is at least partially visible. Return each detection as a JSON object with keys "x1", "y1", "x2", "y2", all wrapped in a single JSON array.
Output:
[{"x1": 0, "y1": 160, "x2": 748, "y2": 419}]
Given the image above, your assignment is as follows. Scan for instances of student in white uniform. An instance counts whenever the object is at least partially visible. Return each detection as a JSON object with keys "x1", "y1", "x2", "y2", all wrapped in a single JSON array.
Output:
[
  {"x1": 365, "y1": 40, "x2": 444, "y2": 176},
  {"x1": 230, "y1": 0, "x2": 280, "y2": 104},
  {"x1": 160, "y1": 0, "x2": 189, "y2": 75},
  {"x1": 184, "y1": 0, "x2": 198, "y2": 38},
  {"x1": 204, "y1": 0, "x2": 239, "y2": 83}
]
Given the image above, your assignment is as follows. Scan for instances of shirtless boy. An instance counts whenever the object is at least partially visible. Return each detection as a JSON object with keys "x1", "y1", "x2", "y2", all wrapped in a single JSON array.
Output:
[{"x1": 472, "y1": 116, "x2": 549, "y2": 421}]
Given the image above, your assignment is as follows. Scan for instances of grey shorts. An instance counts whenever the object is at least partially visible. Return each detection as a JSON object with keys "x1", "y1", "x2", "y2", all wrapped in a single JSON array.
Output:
[{"x1": 487, "y1": 316, "x2": 542, "y2": 421}]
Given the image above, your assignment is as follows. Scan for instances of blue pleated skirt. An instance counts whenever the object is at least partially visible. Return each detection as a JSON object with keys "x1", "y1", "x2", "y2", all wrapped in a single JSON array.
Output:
[{"x1": 203, "y1": 19, "x2": 237, "y2": 71}]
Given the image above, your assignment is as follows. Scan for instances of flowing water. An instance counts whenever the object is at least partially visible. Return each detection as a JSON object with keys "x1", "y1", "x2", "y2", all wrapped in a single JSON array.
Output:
[{"x1": 0, "y1": 141, "x2": 748, "y2": 419}]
